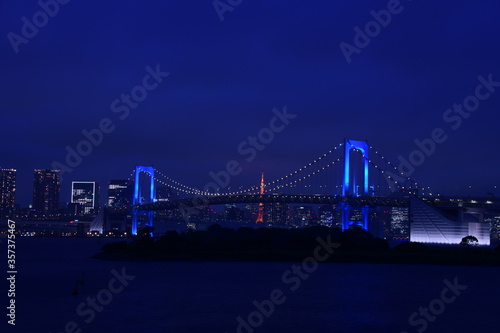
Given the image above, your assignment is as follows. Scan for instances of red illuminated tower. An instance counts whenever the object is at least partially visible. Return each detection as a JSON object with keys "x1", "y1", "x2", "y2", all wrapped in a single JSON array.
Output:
[{"x1": 256, "y1": 172, "x2": 265, "y2": 223}]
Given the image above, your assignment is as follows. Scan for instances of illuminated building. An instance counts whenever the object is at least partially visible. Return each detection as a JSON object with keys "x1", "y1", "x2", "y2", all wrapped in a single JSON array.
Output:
[
  {"x1": 107, "y1": 180, "x2": 131, "y2": 207},
  {"x1": 293, "y1": 206, "x2": 314, "y2": 227},
  {"x1": 0, "y1": 169, "x2": 17, "y2": 219},
  {"x1": 318, "y1": 204, "x2": 335, "y2": 228},
  {"x1": 33, "y1": 169, "x2": 61, "y2": 215},
  {"x1": 410, "y1": 197, "x2": 490, "y2": 245},
  {"x1": 487, "y1": 214, "x2": 500, "y2": 241},
  {"x1": 71, "y1": 181, "x2": 98, "y2": 215},
  {"x1": 389, "y1": 207, "x2": 409, "y2": 239},
  {"x1": 264, "y1": 201, "x2": 290, "y2": 226},
  {"x1": 225, "y1": 204, "x2": 244, "y2": 221}
]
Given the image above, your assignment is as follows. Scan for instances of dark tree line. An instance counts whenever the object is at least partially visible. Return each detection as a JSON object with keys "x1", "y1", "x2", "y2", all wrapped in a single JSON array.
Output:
[{"x1": 98, "y1": 225, "x2": 500, "y2": 265}]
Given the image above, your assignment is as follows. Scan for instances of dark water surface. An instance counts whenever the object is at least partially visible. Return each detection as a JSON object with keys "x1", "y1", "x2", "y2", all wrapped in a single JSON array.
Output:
[{"x1": 5, "y1": 238, "x2": 499, "y2": 332}]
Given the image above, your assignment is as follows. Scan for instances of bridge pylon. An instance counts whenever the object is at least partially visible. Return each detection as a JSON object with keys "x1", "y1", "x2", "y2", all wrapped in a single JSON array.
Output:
[
  {"x1": 132, "y1": 165, "x2": 156, "y2": 235},
  {"x1": 341, "y1": 139, "x2": 371, "y2": 231}
]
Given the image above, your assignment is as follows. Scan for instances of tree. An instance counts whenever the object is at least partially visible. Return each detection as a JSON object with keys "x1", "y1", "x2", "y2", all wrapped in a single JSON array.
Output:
[{"x1": 460, "y1": 235, "x2": 479, "y2": 246}]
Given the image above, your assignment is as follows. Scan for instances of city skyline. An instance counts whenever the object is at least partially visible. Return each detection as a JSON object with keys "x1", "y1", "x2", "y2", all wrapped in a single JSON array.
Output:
[
  {"x1": 2, "y1": 1, "x2": 500, "y2": 206},
  {"x1": 2, "y1": 155, "x2": 498, "y2": 212},
  {"x1": 2, "y1": 132, "x2": 500, "y2": 210},
  {"x1": 3, "y1": 2, "x2": 500, "y2": 333}
]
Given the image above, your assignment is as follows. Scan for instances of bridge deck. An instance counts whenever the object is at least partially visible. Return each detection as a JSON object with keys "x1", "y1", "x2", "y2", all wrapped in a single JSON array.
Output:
[{"x1": 135, "y1": 194, "x2": 410, "y2": 211}]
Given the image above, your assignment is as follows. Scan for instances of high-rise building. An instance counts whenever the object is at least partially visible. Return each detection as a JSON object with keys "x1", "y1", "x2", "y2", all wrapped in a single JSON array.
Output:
[
  {"x1": 389, "y1": 207, "x2": 409, "y2": 239},
  {"x1": 487, "y1": 214, "x2": 500, "y2": 241},
  {"x1": 225, "y1": 204, "x2": 244, "y2": 221},
  {"x1": 71, "y1": 181, "x2": 98, "y2": 215},
  {"x1": 33, "y1": 169, "x2": 61, "y2": 215},
  {"x1": 318, "y1": 204, "x2": 335, "y2": 228},
  {"x1": 107, "y1": 180, "x2": 131, "y2": 208},
  {"x1": 0, "y1": 169, "x2": 17, "y2": 220},
  {"x1": 293, "y1": 206, "x2": 315, "y2": 227},
  {"x1": 264, "y1": 202, "x2": 290, "y2": 226}
]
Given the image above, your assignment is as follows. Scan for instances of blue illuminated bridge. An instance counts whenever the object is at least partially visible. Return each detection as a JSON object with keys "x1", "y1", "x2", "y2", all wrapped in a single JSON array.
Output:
[
  {"x1": 92, "y1": 138, "x2": 495, "y2": 245},
  {"x1": 116, "y1": 138, "x2": 422, "y2": 235},
  {"x1": 136, "y1": 194, "x2": 409, "y2": 211}
]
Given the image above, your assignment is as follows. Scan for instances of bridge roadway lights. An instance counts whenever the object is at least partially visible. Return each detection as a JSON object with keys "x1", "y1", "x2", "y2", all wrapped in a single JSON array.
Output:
[{"x1": 137, "y1": 195, "x2": 410, "y2": 212}]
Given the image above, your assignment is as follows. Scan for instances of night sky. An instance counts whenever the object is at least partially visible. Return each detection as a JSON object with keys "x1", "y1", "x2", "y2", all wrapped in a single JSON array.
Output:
[{"x1": 1, "y1": 0, "x2": 499, "y2": 207}]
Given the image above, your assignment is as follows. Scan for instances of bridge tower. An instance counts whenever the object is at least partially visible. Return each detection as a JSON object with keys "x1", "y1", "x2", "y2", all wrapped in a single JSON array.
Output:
[
  {"x1": 256, "y1": 172, "x2": 265, "y2": 223},
  {"x1": 132, "y1": 165, "x2": 156, "y2": 235},
  {"x1": 341, "y1": 139, "x2": 370, "y2": 231}
]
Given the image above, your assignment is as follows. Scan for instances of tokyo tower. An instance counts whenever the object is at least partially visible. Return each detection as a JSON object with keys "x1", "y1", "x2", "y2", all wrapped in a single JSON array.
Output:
[{"x1": 256, "y1": 172, "x2": 265, "y2": 223}]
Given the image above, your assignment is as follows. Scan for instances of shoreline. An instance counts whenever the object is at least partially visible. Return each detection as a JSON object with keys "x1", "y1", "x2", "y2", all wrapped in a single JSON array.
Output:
[{"x1": 92, "y1": 250, "x2": 500, "y2": 267}]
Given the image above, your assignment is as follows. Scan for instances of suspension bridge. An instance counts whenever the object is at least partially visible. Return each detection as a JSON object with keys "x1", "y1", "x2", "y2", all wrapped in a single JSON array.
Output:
[
  {"x1": 91, "y1": 138, "x2": 492, "y2": 245},
  {"x1": 124, "y1": 139, "x2": 420, "y2": 234}
]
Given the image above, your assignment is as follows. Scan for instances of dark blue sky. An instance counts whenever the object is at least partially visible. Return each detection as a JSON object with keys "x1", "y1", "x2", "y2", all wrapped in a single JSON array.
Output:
[{"x1": 1, "y1": 0, "x2": 499, "y2": 206}]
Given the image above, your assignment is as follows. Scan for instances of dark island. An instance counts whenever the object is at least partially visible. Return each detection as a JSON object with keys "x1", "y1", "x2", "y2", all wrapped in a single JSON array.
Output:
[{"x1": 93, "y1": 225, "x2": 500, "y2": 266}]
